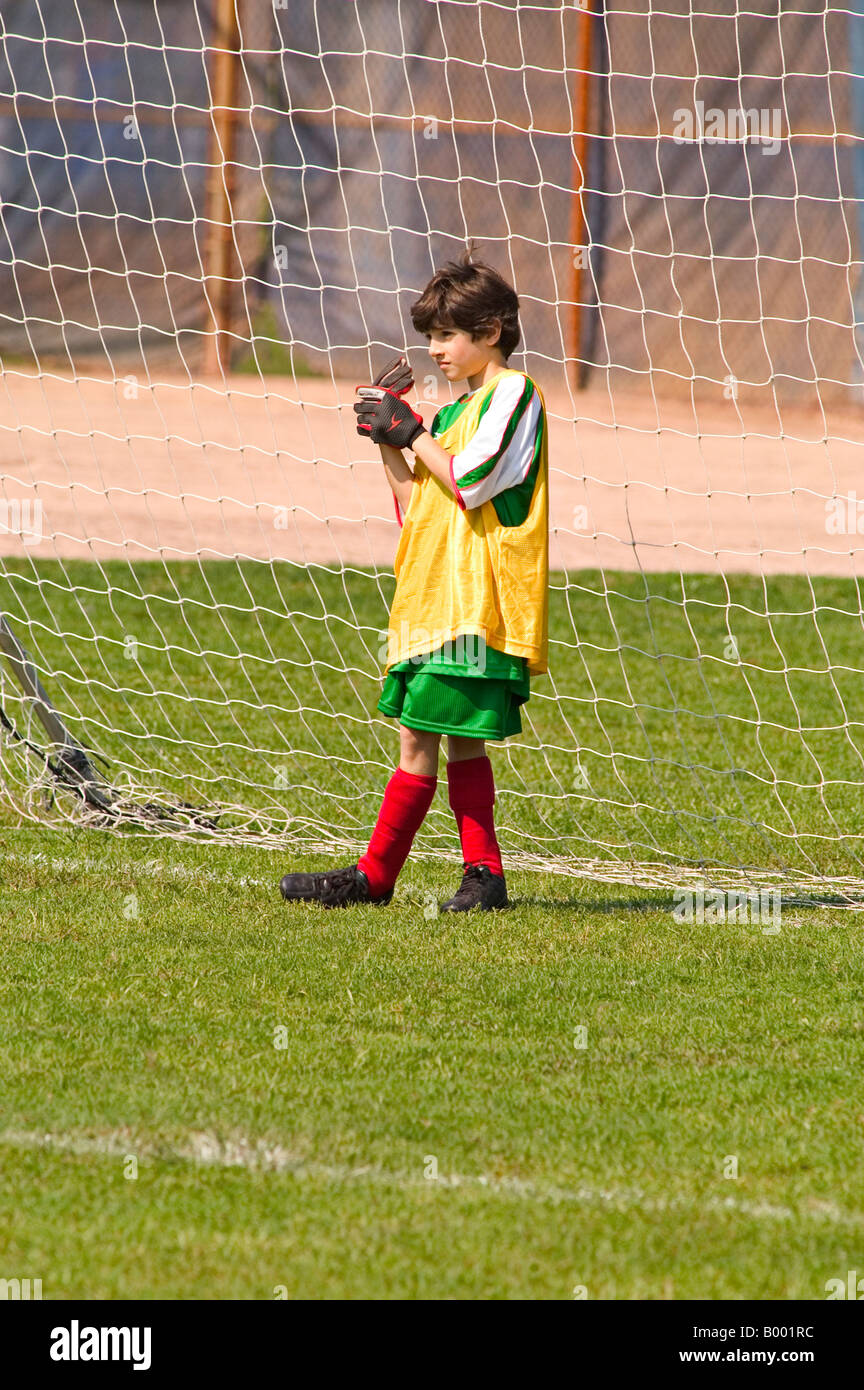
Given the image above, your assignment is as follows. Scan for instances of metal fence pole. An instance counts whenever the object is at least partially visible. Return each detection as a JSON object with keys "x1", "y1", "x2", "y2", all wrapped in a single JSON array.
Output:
[{"x1": 202, "y1": 0, "x2": 241, "y2": 375}]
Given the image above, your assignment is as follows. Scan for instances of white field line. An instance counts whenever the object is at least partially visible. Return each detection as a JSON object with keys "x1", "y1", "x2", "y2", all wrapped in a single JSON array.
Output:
[
  {"x1": 2, "y1": 849, "x2": 447, "y2": 906},
  {"x1": 0, "y1": 1127, "x2": 859, "y2": 1226},
  {"x1": 5, "y1": 848, "x2": 276, "y2": 890}
]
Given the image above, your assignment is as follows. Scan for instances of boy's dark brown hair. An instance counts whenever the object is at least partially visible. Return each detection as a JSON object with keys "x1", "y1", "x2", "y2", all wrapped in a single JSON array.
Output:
[{"x1": 410, "y1": 247, "x2": 521, "y2": 359}]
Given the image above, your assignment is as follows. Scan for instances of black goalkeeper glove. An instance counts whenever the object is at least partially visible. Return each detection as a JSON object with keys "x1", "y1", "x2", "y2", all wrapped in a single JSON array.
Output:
[
  {"x1": 370, "y1": 354, "x2": 413, "y2": 397},
  {"x1": 353, "y1": 387, "x2": 427, "y2": 450}
]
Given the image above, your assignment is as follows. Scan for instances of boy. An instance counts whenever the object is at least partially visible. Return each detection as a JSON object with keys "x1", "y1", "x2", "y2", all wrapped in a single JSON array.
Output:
[{"x1": 279, "y1": 249, "x2": 548, "y2": 911}]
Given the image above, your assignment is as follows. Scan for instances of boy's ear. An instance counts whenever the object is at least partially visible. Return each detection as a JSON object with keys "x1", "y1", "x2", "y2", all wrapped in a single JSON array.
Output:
[{"x1": 483, "y1": 318, "x2": 502, "y2": 348}]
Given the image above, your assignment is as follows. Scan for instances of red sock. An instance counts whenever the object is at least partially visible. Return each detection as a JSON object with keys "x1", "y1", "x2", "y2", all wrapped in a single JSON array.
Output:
[
  {"x1": 358, "y1": 767, "x2": 437, "y2": 896},
  {"x1": 446, "y1": 755, "x2": 503, "y2": 877}
]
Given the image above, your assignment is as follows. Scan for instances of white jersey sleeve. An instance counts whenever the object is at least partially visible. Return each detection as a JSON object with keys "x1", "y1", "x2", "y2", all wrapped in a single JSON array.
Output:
[{"x1": 447, "y1": 374, "x2": 542, "y2": 511}]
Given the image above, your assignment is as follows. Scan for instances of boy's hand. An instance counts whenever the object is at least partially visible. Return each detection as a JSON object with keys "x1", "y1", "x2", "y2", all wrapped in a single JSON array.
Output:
[{"x1": 353, "y1": 389, "x2": 427, "y2": 450}]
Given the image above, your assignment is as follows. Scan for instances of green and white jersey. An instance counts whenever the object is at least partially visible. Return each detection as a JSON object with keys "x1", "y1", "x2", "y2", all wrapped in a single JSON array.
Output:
[{"x1": 430, "y1": 371, "x2": 545, "y2": 528}]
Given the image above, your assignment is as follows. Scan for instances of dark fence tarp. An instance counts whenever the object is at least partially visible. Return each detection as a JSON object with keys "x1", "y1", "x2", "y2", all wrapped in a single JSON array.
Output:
[{"x1": 0, "y1": 0, "x2": 859, "y2": 401}]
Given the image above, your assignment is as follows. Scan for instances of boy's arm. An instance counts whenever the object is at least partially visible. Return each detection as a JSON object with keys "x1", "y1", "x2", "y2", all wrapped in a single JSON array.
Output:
[
  {"x1": 356, "y1": 390, "x2": 463, "y2": 509},
  {"x1": 411, "y1": 432, "x2": 465, "y2": 509},
  {"x1": 379, "y1": 436, "x2": 461, "y2": 522},
  {"x1": 379, "y1": 443, "x2": 415, "y2": 516},
  {"x1": 360, "y1": 378, "x2": 541, "y2": 515}
]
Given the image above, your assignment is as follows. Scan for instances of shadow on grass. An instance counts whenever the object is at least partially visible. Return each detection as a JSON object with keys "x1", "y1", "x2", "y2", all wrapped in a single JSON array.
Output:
[
  {"x1": 508, "y1": 890, "x2": 861, "y2": 913},
  {"x1": 508, "y1": 895, "x2": 672, "y2": 913}
]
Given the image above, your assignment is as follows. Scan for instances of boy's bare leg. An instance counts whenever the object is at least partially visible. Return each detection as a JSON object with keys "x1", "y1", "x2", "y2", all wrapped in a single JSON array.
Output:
[
  {"x1": 446, "y1": 734, "x2": 485, "y2": 763},
  {"x1": 399, "y1": 724, "x2": 441, "y2": 777}
]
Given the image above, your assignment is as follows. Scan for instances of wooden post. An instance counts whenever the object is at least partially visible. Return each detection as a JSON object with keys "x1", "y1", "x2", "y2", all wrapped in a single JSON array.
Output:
[
  {"x1": 570, "y1": 0, "x2": 595, "y2": 389},
  {"x1": 202, "y1": 0, "x2": 241, "y2": 376}
]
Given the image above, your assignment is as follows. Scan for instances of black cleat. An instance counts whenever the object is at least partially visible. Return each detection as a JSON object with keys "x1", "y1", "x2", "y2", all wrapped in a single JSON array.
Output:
[
  {"x1": 279, "y1": 864, "x2": 393, "y2": 909},
  {"x1": 440, "y1": 862, "x2": 508, "y2": 912}
]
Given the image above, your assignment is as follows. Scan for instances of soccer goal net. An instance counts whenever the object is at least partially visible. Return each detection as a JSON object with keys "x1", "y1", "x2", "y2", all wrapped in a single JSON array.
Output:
[{"x1": 1, "y1": 0, "x2": 864, "y2": 900}]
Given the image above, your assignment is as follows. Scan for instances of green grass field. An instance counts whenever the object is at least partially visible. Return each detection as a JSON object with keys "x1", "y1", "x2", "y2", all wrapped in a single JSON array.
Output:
[
  {"x1": 1, "y1": 562, "x2": 864, "y2": 1298},
  {"x1": 4, "y1": 559, "x2": 864, "y2": 881}
]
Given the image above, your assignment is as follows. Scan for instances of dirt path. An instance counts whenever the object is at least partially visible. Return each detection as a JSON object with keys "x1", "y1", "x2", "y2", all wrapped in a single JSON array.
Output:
[{"x1": 1, "y1": 370, "x2": 863, "y2": 577}]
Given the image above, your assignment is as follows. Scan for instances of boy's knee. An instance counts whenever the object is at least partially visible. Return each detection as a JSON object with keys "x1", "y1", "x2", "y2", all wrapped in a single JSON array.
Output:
[
  {"x1": 447, "y1": 735, "x2": 485, "y2": 762},
  {"x1": 399, "y1": 724, "x2": 440, "y2": 777}
]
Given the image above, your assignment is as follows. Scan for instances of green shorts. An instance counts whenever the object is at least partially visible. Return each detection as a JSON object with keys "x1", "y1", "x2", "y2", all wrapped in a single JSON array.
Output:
[{"x1": 377, "y1": 641, "x2": 530, "y2": 742}]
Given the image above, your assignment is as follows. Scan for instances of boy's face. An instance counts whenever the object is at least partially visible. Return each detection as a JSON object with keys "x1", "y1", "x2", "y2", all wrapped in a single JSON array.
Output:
[{"x1": 425, "y1": 324, "x2": 500, "y2": 382}]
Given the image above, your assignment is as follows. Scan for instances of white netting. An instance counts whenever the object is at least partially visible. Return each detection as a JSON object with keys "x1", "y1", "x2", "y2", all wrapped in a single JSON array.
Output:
[{"x1": 1, "y1": 0, "x2": 864, "y2": 901}]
